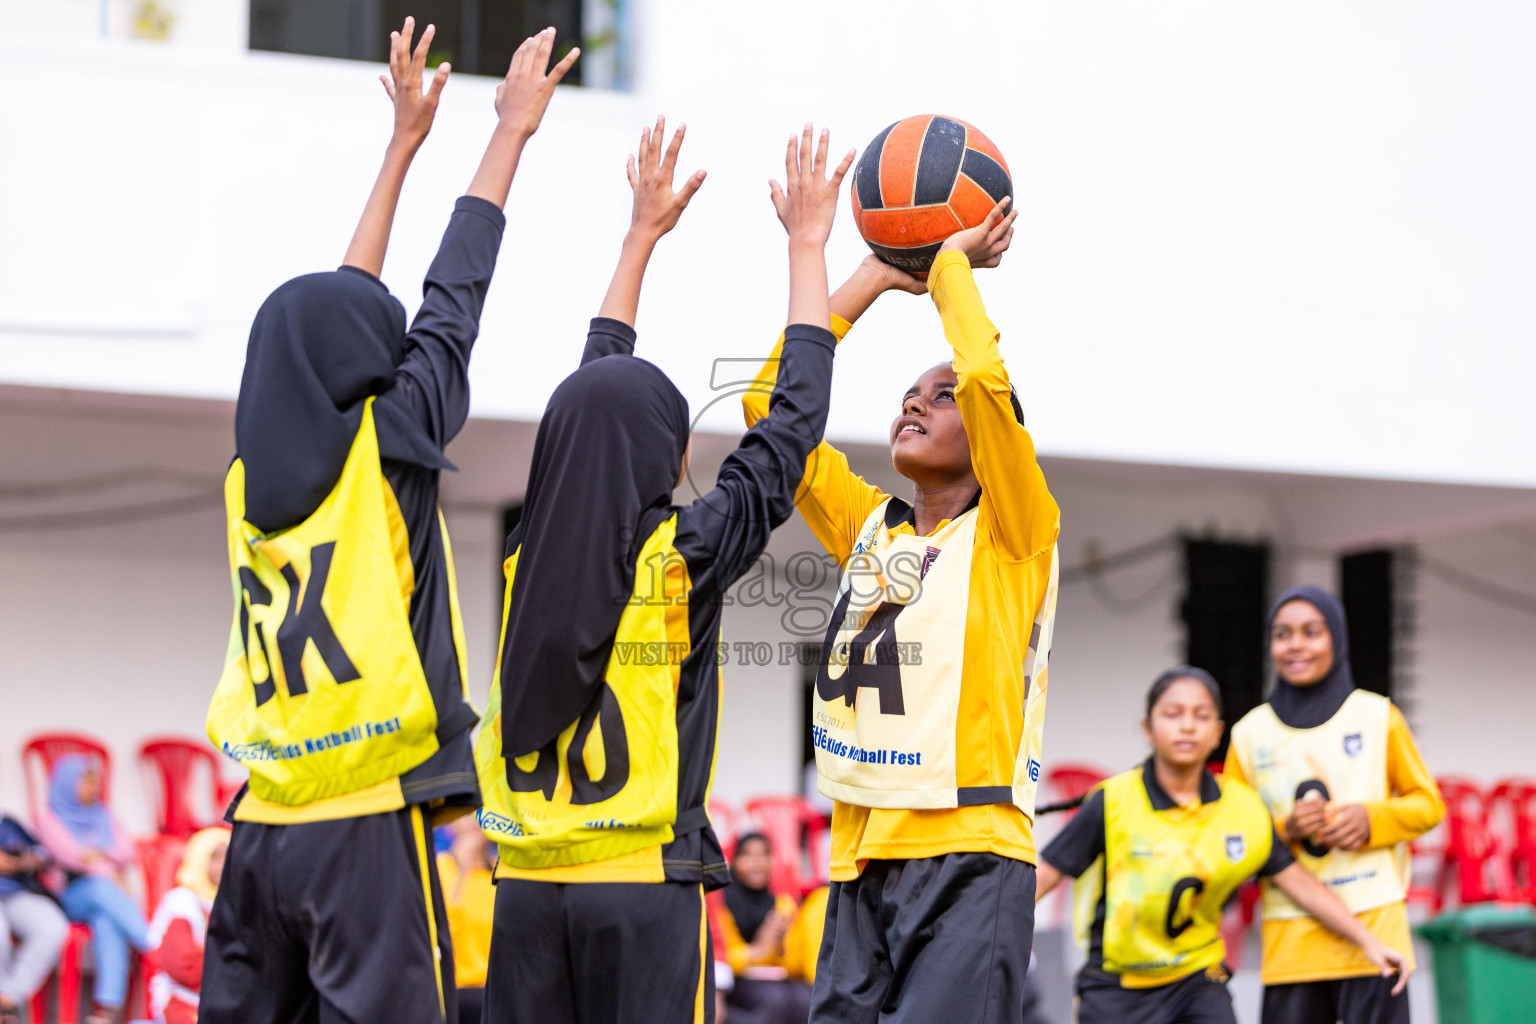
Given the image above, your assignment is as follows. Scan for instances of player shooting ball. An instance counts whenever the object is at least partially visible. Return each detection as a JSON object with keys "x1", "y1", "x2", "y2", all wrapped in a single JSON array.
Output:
[{"x1": 743, "y1": 195, "x2": 1059, "y2": 1022}]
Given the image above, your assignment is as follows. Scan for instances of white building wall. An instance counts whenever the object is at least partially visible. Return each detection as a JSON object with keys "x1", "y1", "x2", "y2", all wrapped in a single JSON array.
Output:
[{"x1": 5, "y1": 1, "x2": 1536, "y2": 486}]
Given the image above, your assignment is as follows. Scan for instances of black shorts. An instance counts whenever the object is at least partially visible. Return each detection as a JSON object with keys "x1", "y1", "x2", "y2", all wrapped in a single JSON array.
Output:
[
  {"x1": 1077, "y1": 965, "x2": 1236, "y2": 1024},
  {"x1": 808, "y1": 852, "x2": 1036, "y2": 1024},
  {"x1": 201, "y1": 806, "x2": 455, "y2": 1024},
  {"x1": 1261, "y1": 975, "x2": 1410, "y2": 1024},
  {"x1": 484, "y1": 877, "x2": 712, "y2": 1024}
]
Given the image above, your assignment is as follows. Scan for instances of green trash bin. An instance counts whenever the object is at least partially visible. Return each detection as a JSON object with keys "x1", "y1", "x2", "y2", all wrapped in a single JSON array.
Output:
[{"x1": 1418, "y1": 903, "x2": 1536, "y2": 1024}]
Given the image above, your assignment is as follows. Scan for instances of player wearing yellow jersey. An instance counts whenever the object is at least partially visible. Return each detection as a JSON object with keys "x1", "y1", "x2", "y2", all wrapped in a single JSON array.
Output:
[
  {"x1": 743, "y1": 202, "x2": 1057, "y2": 1024},
  {"x1": 1036, "y1": 668, "x2": 1409, "y2": 1024},
  {"x1": 202, "y1": 25, "x2": 576, "y2": 1024},
  {"x1": 476, "y1": 123, "x2": 852, "y2": 1024},
  {"x1": 1226, "y1": 586, "x2": 1444, "y2": 1024}
]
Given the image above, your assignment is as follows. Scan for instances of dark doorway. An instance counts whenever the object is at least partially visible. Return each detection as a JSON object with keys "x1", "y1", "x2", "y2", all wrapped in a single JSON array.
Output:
[{"x1": 1181, "y1": 538, "x2": 1270, "y2": 761}]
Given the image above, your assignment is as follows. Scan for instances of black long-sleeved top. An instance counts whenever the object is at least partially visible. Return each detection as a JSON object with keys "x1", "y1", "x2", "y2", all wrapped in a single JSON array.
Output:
[
  {"x1": 496, "y1": 317, "x2": 835, "y2": 886},
  {"x1": 234, "y1": 196, "x2": 504, "y2": 818}
]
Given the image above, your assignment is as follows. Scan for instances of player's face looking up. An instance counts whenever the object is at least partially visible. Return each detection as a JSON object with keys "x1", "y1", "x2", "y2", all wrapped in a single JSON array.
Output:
[
  {"x1": 1142, "y1": 678, "x2": 1224, "y2": 772},
  {"x1": 732, "y1": 835, "x2": 773, "y2": 890},
  {"x1": 889, "y1": 362, "x2": 977, "y2": 485},
  {"x1": 1269, "y1": 599, "x2": 1335, "y2": 687}
]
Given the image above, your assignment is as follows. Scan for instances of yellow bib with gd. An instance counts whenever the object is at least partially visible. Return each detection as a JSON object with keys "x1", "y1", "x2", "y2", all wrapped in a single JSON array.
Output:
[
  {"x1": 1087, "y1": 769, "x2": 1274, "y2": 987},
  {"x1": 476, "y1": 516, "x2": 688, "y2": 869},
  {"x1": 207, "y1": 399, "x2": 439, "y2": 806},
  {"x1": 1231, "y1": 689, "x2": 1407, "y2": 920}
]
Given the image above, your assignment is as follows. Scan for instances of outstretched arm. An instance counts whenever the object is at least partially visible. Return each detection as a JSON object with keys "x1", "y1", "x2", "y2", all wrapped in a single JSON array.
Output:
[
  {"x1": 343, "y1": 18, "x2": 449, "y2": 277},
  {"x1": 387, "y1": 27, "x2": 578, "y2": 446},
  {"x1": 466, "y1": 28, "x2": 580, "y2": 209},
  {"x1": 930, "y1": 201, "x2": 1060, "y2": 561},
  {"x1": 740, "y1": 255, "x2": 921, "y2": 560},
  {"x1": 681, "y1": 126, "x2": 852, "y2": 584},
  {"x1": 1272, "y1": 862, "x2": 1412, "y2": 994},
  {"x1": 582, "y1": 116, "x2": 706, "y2": 365}
]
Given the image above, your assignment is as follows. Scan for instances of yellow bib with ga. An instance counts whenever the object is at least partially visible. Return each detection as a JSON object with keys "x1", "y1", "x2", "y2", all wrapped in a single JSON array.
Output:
[
  {"x1": 1086, "y1": 769, "x2": 1274, "y2": 987},
  {"x1": 475, "y1": 516, "x2": 689, "y2": 869},
  {"x1": 812, "y1": 499, "x2": 1057, "y2": 811},
  {"x1": 207, "y1": 400, "x2": 439, "y2": 806},
  {"x1": 1230, "y1": 689, "x2": 1407, "y2": 920}
]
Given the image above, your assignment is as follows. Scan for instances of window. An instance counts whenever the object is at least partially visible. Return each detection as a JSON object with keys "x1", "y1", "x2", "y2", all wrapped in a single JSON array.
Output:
[
  {"x1": 1181, "y1": 537, "x2": 1271, "y2": 761},
  {"x1": 250, "y1": 0, "x2": 629, "y2": 89},
  {"x1": 1340, "y1": 547, "x2": 1412, "y2": 701}
]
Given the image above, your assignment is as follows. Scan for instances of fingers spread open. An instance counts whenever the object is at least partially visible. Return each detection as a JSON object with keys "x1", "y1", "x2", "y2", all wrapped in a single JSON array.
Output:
[
  {"x1": 651, "y1": 115, "x2": 666, "y2": 167},
  {"x1": 549, "y1": 46, "x2": 580, "y2": 85},
  {"x1": 783, "y1": 134, "x2": 798, "y2": 181},
  {"x1": 509, "y1": 33, "x2": 534, "y2": 77},
  {"x1": 411, "y1": 23, "x2": 435, "y2": 84},
  {"x1": 426, "y1": 63, "x2": 449, "y2": 102},
  {"x1": 637, "y1": 126, "x2": 652, "y2": 176},
  {"x1": 532, "y1": 27, "x2": 556, "y2": 75},
  {"x1": 812, "y1": 128, "x2": 830, "y2": 177},
  {"x1": 626, "y1": 155, "x2": 639, "y2": 191},
  {"x1": 981, "y1": 197, "x2": 1012, "y2": 234},
  {"x1": 678, "y1": 169, "x2": 706, "y2": 204},
  {"x1": 829, "y1": 148, "x2": 856, "y2": 187},
  {"x1": 662, "y1": 123, "x2": 686, "y2": 178},
  {"x1": 769, "y1": 179, "x2": 787, "y2": 212},
  {"x1": 798, "y1": 123, "x2": 814, "y2": 178}
]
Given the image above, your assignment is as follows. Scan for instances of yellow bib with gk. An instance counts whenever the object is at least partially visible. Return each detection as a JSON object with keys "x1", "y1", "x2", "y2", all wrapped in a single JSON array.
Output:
[
  {"x1": 1230, "y1": 689, "x2": 1407, "y2": 920},
  {"x1": 207, "y1": 400, "x2": 440, "y2": 806},
  {"x1": 1080, "y1": 768, "x2": 1274, "y2": 987},
  {"x1": 475, "y1": 517, "x2": 690, "y2": 869}
]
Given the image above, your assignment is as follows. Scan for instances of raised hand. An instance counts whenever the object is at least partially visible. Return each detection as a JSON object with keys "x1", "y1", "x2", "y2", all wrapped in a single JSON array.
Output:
[
  {"x1": 626, "y1": 115, "x2": 706, "y2": 243},
  {"x1": 495, "y1": 27, "x2": 580, "y2": 139},
  {"x1": 770, "y1": 124, "x2": 856, "y2": 247},
  {"x1": 937, "y1": 198, "x2": 1017, "y2": 269},
  {"x1": 381, "y1": 16, "x2": 449, "y2": 154}
]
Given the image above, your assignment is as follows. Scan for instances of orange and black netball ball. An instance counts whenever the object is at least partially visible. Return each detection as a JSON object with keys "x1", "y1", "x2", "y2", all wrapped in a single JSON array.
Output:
[{"x1": 851, "y1": 114, "x2": 1013, "y2": 277}]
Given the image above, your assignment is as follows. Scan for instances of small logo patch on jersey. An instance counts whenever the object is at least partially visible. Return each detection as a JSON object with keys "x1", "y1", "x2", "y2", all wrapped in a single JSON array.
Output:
[
  {"x1": 1226, "y1": 834, "x2": 1246, "y2": 862},
  {"x1": 1344, "y1": 733, "x2": 1364, "y2": 758},
  {"x1": 920, "y1": 545, "x2": 942, "y2": 579}
]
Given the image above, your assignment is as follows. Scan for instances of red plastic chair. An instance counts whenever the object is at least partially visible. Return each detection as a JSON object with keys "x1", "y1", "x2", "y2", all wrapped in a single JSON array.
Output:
[
  {"x1": 1488, "y1": 777, "x2": 1536, "y2": 903},
  {"x1": 745, "y1": 795, "x2": 825, "y2": 897},
  {"x1": 21, "y1": 732, "x2": 112, "y2": 825},
  {"x1": 136, "y1": 833, "x2": 189, "y2": 915},
  {"x1": 709, "y1": 797, "x2": 748, "y2": 861},
  {"x1": 1437, "y1": 776, "x2": 1518, "y2": 906},
  {"x1": 138, "y1": 736, "x2": 225, "y2": 838},
  {"x1": 1045, "y1": 763, "x2": 1108, "y2": 814}
]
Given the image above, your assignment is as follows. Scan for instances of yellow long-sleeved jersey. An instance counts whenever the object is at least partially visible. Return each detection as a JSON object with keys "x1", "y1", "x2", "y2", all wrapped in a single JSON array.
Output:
[
  {"x1": 744, "y1": 251, "x2": 1061, "y2": 879},
  {"x1": 1225, "y1": 700, "x2": 1444, "y2": 984}
]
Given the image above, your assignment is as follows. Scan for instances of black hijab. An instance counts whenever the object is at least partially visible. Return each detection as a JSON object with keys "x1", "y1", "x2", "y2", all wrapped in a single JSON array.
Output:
[
  {"x1": 1266, "y1": 584, "x2": 1356, "y2": 729},
  {"x1": 724, "y1": 833, "x2": 777, "y2": 942},
  {"x1": 498, "y1": 354, "x2": 690, "y2": 760},
  {"x1": 235, "y1": 269, "x2": 452, "y2": 533}
]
